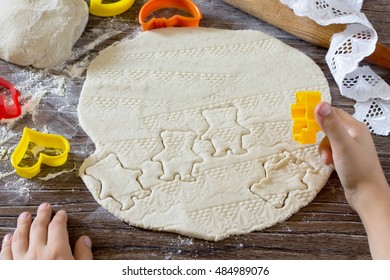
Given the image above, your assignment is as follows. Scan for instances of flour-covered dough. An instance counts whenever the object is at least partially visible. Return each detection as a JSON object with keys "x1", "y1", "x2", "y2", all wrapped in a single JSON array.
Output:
[
  {"x1": 0, "y1": 0, "x2": 88, "y2": 68},
  {"x1": 78, "y1": 28, "x2": 333, "y2": 241}
]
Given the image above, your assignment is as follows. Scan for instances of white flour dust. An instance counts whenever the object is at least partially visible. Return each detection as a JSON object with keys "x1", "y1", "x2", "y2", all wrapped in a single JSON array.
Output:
[
  {"x1": 0, "y1": 18, "x2": 140, "y2": 200},
  {"x1": 38, "y1": 164, "x2": 77, "y2": 181}
]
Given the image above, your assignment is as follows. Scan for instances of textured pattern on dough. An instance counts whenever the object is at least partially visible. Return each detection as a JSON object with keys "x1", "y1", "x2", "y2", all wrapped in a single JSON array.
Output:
[{"x1": 78, "y1": 28, "x2": 332, "y2": 241}]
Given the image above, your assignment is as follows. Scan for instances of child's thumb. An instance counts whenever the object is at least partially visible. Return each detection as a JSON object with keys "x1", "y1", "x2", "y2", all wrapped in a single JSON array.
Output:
[{"x1": 315, "y1": 102, "x2": 351, "y2": 148}]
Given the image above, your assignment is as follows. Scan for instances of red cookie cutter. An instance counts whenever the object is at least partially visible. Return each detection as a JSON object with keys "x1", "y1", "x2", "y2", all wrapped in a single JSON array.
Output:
[
  {"x1": 139, "y1": 0, "x2": 202, "y2": 32},
  {"x1": 0, "y1": 77, "x2": 21, "y2": 120}
]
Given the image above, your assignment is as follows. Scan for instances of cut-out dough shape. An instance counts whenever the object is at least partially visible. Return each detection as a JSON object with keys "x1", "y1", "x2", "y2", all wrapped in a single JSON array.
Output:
[
  {"x1": 78, "y1": 28, "x2": 332, "y2": 241},
  {"x1": 86, "y1": 154, "x2": 151, "y2": 210},
  {"x1": 202, "y1": 107, "x2": 249, "y2": 157},
  {"x1": 153, "y1": 131, "x2": 202, "y2": 182},
  {"x1": 250, "y1": 152, "x2": 311, "y2": 208}
]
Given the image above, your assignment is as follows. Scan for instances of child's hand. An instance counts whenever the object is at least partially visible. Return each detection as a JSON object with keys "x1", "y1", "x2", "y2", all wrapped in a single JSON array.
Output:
[
  {"x1": 315, "y1": 102, "x2": 390, "y2": 260},
  {"x1": 0, "y1": 203, "x2": 93, "y2": 260},
  {"x1": 314, "y1": 101, "x2": 389, "y2": 211}
]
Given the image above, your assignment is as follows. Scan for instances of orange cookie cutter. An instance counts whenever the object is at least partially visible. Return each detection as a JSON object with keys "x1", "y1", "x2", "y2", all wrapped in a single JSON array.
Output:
[
  {"x1": 291, "y1": 90, "x2": 322, "y2": 144},
  {"x1": 11, "y1": 128, "x2": 71, "y2": 178},
  {"x1": 139, "y1": 0, "x2": 202, "y2": 31},
  {"x1": 0, "y1": 77, "x2": 21, "y2": 120}
]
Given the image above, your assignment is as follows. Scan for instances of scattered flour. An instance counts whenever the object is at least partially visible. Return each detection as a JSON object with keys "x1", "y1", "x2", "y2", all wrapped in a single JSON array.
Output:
[
  {"x1": 38, "y1": 164, "x2": 77, "y2": 181},
  {"x1": 0, "y1": 16, "x2": 140, "y2": 205},
  {"x1": 63, "y1": 57, "x2": 91, "y2": 79},
  {"x1": 0, "y1": 170, "x2": 15, "y2": 180}
]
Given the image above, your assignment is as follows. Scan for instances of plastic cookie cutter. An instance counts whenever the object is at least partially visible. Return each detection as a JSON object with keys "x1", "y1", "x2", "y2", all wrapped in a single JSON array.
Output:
[
  {"x1": 11, "y1": 127, "x2": 71, "y2": 179},
  {"x1": 139, "y1": 0, "x2": 202, "y2": 31},
  {"x1": 0, "y1": 77, "x2": 21, "y2": 120},
  {"x1": 87, "y1": 0, "x2": 135, "y2": 17},
  {"x1": 291, "y1": 90, "x2": 322, "y2": 144}
]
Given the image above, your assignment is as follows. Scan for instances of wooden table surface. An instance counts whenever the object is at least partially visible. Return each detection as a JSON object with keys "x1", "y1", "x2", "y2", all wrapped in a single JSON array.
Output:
[{"x1": 0, "y1": 0, "x2": 389, "y2": 260}]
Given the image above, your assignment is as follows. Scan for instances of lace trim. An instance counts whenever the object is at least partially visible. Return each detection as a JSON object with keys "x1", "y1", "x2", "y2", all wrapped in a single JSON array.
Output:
[{"x1": 281, "y1": 0, "x2": 390, "y2": 136}]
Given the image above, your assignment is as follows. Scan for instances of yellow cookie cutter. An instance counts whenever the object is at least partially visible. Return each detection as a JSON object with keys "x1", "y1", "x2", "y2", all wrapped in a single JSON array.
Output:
[
  {"x1": 291, "y1": 90, "x2": 322, "y2": 144},
  {"x1": 88, "y1": 0, "x2": 135, "y2": 17},
  {"x1": 11, "y1": 128, "x2": 71, "y2": 179}
]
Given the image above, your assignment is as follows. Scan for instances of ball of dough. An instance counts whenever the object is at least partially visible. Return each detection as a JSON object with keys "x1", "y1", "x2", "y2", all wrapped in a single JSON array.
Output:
[{"x1": 0, "y1": 0, "x2": 88, "y2": 68}]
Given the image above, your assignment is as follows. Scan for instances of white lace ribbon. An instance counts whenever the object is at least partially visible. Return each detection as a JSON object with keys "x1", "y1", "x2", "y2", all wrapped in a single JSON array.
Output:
[{"x1": 281, "y1": 0, "x2": 390, "y2": 136}]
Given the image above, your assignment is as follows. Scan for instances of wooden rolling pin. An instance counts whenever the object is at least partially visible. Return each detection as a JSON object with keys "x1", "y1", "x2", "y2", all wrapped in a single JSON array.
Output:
[{"x1": 222, "y1": 0, "x2": 390, "y2": 70}]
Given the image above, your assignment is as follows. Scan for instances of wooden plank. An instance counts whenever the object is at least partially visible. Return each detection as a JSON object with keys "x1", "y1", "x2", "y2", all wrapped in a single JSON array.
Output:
[{"x1": 222, "y1": 0, "x2": 390, "y2": 70}]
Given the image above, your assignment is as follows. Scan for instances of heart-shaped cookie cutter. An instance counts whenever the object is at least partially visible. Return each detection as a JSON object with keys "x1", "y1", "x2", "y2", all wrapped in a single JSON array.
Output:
[
  {"x1": 139, "y1": 0, "x2": 202, "y2": 31},
  {"x1": 291, "y1": 90, "x2": 322, "y2": 144},
  {"x1": 0, "y1": 77, "x2": 21, "y2": 120},
  {"x1": 11, "y1": 128, "x2": 71, "y2": 178},
  {"x1": 88, "y1": 0, "x2": 135, "y2": 17}
]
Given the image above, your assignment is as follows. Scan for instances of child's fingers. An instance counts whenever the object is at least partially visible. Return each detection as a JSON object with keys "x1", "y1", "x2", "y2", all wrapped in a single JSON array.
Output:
[
  {"x1": 0, "y1": 234, "x2": 13, "y2": 260},
  {"x1": 73, "y1": 236, "x2": 93, "y2": 260},
  {"x1": 29, "y1": 203, "x2": 52, "y2": 248},
  {"x1": 332, "y1": 108, "x2": 365, "y2": 139},
  {"x1": 333, "y1": 107, "x2": 374, "y2": 148},
  {"x1": 11, "y1": 212, "x2": 32, "y2": 258},
  {"x1": 315, "y1": 102, "x2": 353, "y2": 152},
  {"x1": 46, "y1": 210, "x2": 70, "y2": 252},
  {"x1": 318, "y1": 136, "x2": 334, "y2": 166}
]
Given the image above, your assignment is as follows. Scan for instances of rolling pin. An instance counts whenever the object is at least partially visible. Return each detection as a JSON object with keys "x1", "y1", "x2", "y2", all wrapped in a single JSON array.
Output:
[{"x1": 222, "y1": 0, "x2": 390, "y2": 70}]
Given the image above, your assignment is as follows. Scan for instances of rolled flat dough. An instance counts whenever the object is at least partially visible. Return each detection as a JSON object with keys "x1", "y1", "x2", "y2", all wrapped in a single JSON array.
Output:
[
  {"x1": 78, "y1": 28, "x2": 333, "y2": 241},
  {"x1": 0, "y1": 0, "x2": 88, "y2": 68}
]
